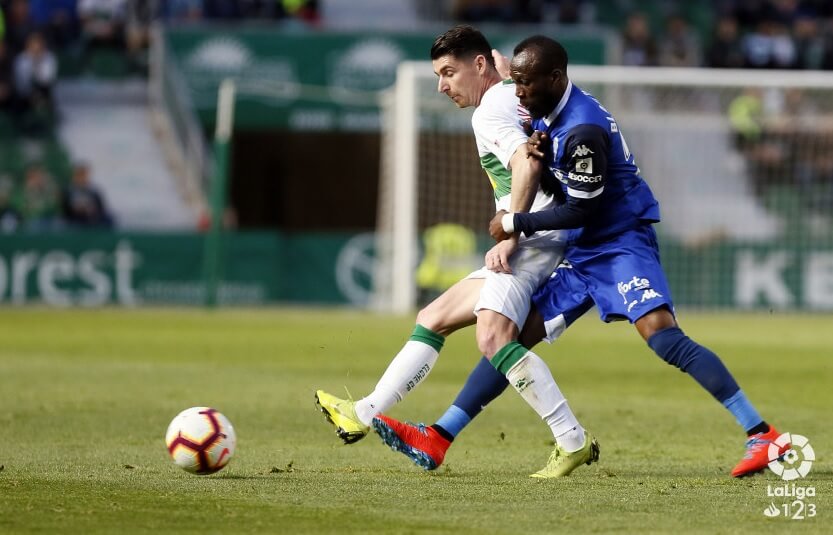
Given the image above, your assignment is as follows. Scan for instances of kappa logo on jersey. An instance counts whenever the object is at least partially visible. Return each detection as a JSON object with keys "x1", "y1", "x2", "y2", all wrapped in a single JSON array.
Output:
[
  {"x1": 641, "y1": 289, "x2": 662, "y2": 302},
  {"x1": 572, "y1": 145, "x2": 594, "y2": 158}
]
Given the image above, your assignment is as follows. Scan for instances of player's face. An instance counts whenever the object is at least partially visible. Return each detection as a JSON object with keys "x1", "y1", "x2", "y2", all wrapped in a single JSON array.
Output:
[
  {"x1": 433, "y1": 54, "x2": 485, "y2": 108},
  {"x1": 510, "y1": 52, "x2": 560, "y2": 119}
]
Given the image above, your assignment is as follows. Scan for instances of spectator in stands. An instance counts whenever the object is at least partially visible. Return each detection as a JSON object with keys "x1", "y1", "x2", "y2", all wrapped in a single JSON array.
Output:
[
  {"x1": 16, "y1": 163, "x2": 60, "y2": 230},
  {"x1": 730, "y1": 0, "x2": 777, "y2": 30},
  {"x1": 729, "y1": 87, "x2": 796, "y2": 197},
  {"x1": 0, "y1": 39, "x2": 13, "y2": 113},
  {"x1": 61, "y1": 162, "x2": 114, "y2": 227},
  {"x1": 793, "y1": 14, "x2": 825, "y2": 69},
  {"x1": 77, "y1": 0, "x2": 127, "y2": 58},
  {"x1": 0, "y1": 175, "x2": 22, "y2": 233},
  {"x1": 539, "y1": 0, "x2": 587, "y2": 24},
  {"x1": 705, "y1": 15, "x2": 745, "y2": 68},
  {"x1": 452, "y1": 0, "x2": 532, "y2": 24},
  {"x1": 742, "y1": 17, "x2": 797, "y2": 68},
  {"x1": 658, "y1": 14, "x2": 701, "y2": 67},
  {"x1": 13, "y1": 31, "x2": 57, "y2": 120},
  {"x1": 202, "y1": 0, "x2": 239, "y2": 18},
  {"x1": 621, "y1": 12, "x2": 658, "y2": 66},
  {"x1": 770, "y1": 0, "x2": 802, "y2": 25},
  {"x1": 125, "y1": 0, "x2": 157, "y2": 73},
  {"x1": 5, "y1": 0, "x2": 36, "y2": 54},
  {"x1": 276, "y1": 0, "x2": 319, "y2": 23},
  {"x1": 29, "y1": 0, "x2": 79, "y2": 48}
]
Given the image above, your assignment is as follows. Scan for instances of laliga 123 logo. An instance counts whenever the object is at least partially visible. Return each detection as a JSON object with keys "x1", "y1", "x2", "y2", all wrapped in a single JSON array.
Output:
[
  {"x1": 768, "y1": 432, "x2": 814, "y2": 481},
  {"x1": 762, "y1": 433, "x2": 817, "y2": 521}
]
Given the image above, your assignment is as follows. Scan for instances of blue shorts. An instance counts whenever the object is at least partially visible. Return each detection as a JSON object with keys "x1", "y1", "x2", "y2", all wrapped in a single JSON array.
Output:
[{"x1": 531, "y1": 225, "x2": 674, "y2": 342}]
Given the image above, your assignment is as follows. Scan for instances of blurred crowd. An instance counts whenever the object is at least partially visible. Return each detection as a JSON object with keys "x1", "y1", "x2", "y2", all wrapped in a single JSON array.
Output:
[
  {"x1": 619, "y1": 1, "x2": 833, "y2": 69},
  {"x1": 3, "y1": 0, "x2": 833, "y2": 234},
  {"x1": 0, "y1": 0, "x2": 320, "y2": 85},
  {"x1": 0, "y1": 0, "x2": 318, "y2": 234},
  {"x1": 451, "y1": 0, "x2": 833, "y2": 69},
  {"x1": 0, "y1": 161, "x2": 113, "y2": 232}
]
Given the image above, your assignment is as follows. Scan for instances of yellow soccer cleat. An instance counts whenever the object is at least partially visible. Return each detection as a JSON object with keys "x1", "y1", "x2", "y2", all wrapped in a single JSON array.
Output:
[
  {"x1": 531, "y1": 431, "x2": 600, "y2": 479},
  {"x1": 314, "y1": 390, "x2": 369, "y2": 444}
]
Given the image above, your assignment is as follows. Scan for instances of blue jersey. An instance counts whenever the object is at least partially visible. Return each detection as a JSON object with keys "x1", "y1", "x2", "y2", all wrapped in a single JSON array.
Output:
[{"x1": 516, "y1": 82, "x2": 660, "y2": 245}]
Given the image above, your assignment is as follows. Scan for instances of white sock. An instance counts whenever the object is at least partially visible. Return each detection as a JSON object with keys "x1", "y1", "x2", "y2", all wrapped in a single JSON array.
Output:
[
  {"x1": 354, "y1": 340, "x2": 440, "y2": 426},
  {"x1": 505, "y1": 351, "x2": 584, "y2": 448},
  {"x1": 554, "y1": 425, "x2": 586, "y2": 453}
]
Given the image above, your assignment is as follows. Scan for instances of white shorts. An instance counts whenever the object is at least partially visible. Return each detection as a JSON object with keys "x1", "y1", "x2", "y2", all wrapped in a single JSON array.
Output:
[{"x1": 465, "y1": 246, "x2": 564, "y2": 330}]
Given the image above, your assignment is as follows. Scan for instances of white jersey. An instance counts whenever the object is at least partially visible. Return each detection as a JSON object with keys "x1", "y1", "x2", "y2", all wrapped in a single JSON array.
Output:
[
  {"x1": 471, "y1": 80, "x2": 566, "y2": 249},
  {"x1": 464, "y1": 81, "x2": 567, "y2": 330}
]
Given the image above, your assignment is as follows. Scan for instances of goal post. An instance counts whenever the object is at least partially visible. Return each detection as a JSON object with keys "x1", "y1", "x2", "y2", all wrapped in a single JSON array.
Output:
[
  {"x1": 389, "y1": 62, "x2": 420, "y2": 314},
  {"x1": 375, "y1": 64, "x2": 833, "y2": 313},
  {"x1": 202, "y1": 78, "x2": 235, "y2": 308}
]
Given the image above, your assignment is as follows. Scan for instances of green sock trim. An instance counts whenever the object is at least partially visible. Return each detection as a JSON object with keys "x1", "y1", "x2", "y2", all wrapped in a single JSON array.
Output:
[
  {"x1": 410, "y1": 324, "x2": 445, "y2": 352},
  {"x1": 490, "y1": 341, "x2": 529, "y2": 375}
]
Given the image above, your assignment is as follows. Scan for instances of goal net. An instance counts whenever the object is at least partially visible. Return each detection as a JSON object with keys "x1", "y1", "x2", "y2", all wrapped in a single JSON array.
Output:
[{"x1": 375, "y1": 63, "x2": 833, "y2": 313}]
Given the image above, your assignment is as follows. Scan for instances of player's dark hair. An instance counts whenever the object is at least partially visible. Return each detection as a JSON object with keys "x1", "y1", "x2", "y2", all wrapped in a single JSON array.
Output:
[
  {"x1": 431, "y1": 25, "x2": 496, "y2": 68},
  {"x1": 513, "y1": 35, "x2": 569, "y2": 73}
]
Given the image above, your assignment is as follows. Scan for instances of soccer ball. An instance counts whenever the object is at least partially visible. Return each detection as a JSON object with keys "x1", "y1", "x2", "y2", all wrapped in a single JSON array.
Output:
[{"x1": 165, "y1": 407, "x2": 236, "y2": 474}]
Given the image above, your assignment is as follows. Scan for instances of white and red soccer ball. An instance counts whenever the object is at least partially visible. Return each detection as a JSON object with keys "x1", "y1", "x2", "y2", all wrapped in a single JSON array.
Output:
[{"x1": 165, "y1": 407, "x2": 236, "y2": 474}]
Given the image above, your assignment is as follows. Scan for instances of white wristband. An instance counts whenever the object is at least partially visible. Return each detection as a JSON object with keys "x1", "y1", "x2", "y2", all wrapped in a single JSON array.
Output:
[{"x1": 501, "y1": 212, "x2": 515, "y2": 234}]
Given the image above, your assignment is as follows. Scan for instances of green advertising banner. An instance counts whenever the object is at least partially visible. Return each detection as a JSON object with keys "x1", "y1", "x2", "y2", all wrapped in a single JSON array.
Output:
[
  {"x1": 0, "y1": 231, "x2": 376, "y2": 307},
  {"x1": 163, "y1": 27, "x2": 609, "y2": 130},
  {"x1": 662, "y1": 242, "x2": 833, "y2": 310},
  {"x1": 0, "y1": 231, "x2": 830, "y2": 310}
]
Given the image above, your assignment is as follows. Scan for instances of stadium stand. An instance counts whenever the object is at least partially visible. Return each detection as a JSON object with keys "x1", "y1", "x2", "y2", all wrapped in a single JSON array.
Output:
[{"x1": 1, "y1": 0, "x2": 832, "y2": 238}]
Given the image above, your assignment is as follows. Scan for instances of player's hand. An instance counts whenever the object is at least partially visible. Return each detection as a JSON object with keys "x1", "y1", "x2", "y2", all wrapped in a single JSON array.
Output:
[
  {"x1": 526, "y1": 130, "x2": 548, "y2": 160},
  {"x1": 485, "y1": 235, "x2": 519, "y2": 273},
  {"x1": 490, "y1": 210, "x2": 511, "y2": 241},
  {"x1": 492, "y1": 49, "x2": 511, "y2": 79}
]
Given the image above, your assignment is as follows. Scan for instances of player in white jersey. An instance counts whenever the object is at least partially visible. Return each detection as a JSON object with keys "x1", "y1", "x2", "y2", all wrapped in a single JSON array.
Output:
[
  {"x1": 468, "y1": 78, "x2": 566, "y2": 327},
  {"x1": 316, "y1": 25, "x2": 599, "y2": 479}
]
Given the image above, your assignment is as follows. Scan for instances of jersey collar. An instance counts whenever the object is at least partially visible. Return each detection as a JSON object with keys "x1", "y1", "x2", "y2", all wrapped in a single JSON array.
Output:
[{"x1": 542, "y1": 80, "x2": 573, "y2": 127}]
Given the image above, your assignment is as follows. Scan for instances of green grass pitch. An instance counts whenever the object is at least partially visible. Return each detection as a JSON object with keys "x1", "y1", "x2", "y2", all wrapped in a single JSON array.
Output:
[{"x1": 0, "y1": 308, "x2": 830, "y2": 533}]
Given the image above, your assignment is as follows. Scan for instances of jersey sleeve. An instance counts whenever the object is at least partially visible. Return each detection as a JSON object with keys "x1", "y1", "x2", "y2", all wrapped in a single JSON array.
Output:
[
  {"x1": 511, "y1": 123, "x2": 609, "y2": 234},
  {"x1": 471, "y1": 91, "x2": 529, "y2": 170},
  {"x1": 561, "y1": 123, "x2": 609, "y2": 200}
]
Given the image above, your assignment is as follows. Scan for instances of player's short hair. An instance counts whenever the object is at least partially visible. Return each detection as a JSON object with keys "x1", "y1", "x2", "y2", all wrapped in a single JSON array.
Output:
[
  {"x1": 431, "y1": 25, "x2": 496, "y2": 68},
  {"x1": 513, "y1": 35, "x2": 569, "y2": 73}
]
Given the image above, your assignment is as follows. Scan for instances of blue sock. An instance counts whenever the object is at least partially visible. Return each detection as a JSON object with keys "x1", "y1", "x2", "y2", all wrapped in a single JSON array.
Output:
[
  {"x1": 722, "y1": 390, "x2": 765, "y2": 432},
  {"x1": 434, "y1": 406, "x2": 471, "y2": 439},
  {"x1": 433, "y1": 357, "x2": 509, "y2": 440},
  {"x1": 647, "y1": 326, "x2": 763, "y2": 430}
]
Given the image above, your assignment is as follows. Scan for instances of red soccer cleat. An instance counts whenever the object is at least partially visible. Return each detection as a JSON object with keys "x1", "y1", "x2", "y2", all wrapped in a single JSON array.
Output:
[
  {"x1": 372, "y1": 415, "x2": 451, "y2": 470},
  {"x1": 732, "y1": 426, "x2": 790, "y2": 478}
]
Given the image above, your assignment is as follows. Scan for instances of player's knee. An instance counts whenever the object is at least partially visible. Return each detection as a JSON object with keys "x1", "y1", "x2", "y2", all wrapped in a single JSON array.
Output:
[
  {"x1": 415, "y1": 306, "x2": 454, "y2": 336},
  {"x1": 476, "y1": 330, "x2": 502, "y2": 358},
  {"x1": 635, "y1": 306, "x2": 677, "y2": 341},
  {"x1": 415, "y1": 307, "x2": 440, "y2": 332},
  {"x1": 476, "y1": 323, "x2": 515, "y2": 358}
]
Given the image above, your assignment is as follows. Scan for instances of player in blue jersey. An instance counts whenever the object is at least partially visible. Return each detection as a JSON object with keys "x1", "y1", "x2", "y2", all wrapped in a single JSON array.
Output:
[
  {"x1": 376, "y1": 35, "x2": 788, "y2": 478},
  {"x1": 315, "y1": 26, "x2": 599, "y2": 479}
]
